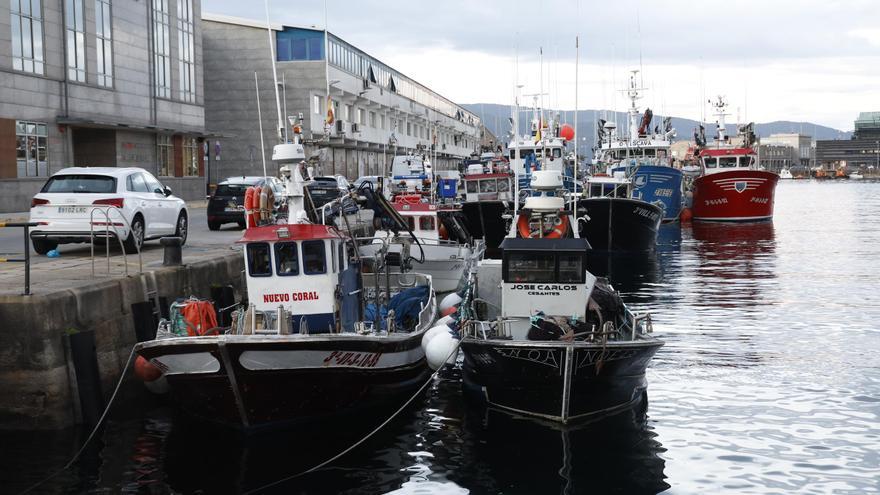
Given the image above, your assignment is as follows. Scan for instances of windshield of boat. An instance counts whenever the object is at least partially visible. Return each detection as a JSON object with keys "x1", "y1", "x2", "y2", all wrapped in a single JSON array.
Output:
[
  {"x1": 719, "y1": 157, "x2": 739, "y2": 168},
  {"x1": 506, "y1": 252, "x2": 555, "y2": 283}
]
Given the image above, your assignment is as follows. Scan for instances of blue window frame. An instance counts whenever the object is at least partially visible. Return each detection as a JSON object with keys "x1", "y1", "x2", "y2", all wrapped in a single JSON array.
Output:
[
  {"x1": 247, "y1": 243, "x2": 272, "y2": 277},
  {"x1": 302, "y1": 240, "x2": 326, "y2": 275},
  {"x1": 274, "y1": 242, "x2": 299, "y2": 276}
]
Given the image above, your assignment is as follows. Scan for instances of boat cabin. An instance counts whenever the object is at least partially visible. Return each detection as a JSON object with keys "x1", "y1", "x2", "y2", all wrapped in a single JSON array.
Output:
[
  {"x1": 699, "y1": 148, "x2": 757, "y2": 175},
  {"x1": 391, "y1": 154, "x2": 431, "y2": 193},
  {"x1": 462, "y1": 172, "x2": 513, "y2": 202},
  {"x1": 239, "y1": 224, "x2": 350, "y2": 333},
  {"x1": 584, "y1": 174, "x2": 634, "y2": 199},
  {"x1": 498, "y1": 237, "x2": 594, "y2": 321}
]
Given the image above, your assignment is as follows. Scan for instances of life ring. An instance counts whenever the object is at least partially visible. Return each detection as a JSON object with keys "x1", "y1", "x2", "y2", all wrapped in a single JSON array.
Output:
[
  {"x1": 517, "y1": 214, "x2": 569, "y2": 239},
  {"x1": 244, "y1": 186, "x2": 257, "y2": 228},
  {"x1": 260, "y1": 184, "x2": 273, "y2": 222}
]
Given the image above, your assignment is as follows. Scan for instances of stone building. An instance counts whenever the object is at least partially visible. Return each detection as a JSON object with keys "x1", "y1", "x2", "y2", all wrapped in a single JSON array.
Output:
[
  {"x1": 201, "y1": 14, "x2": 481, "y2": 181},
  {"x1": 0, "y1": 0, "x2": 208, "y2": 212}
]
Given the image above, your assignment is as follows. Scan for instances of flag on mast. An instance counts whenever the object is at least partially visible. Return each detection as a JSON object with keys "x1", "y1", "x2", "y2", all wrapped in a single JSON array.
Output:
[
  {"x1": 534, "y1": 120, "x2": 542, "y2": 144},
  {"x1": 326, "y1": 95, "x2": 335, "y2": 125}
]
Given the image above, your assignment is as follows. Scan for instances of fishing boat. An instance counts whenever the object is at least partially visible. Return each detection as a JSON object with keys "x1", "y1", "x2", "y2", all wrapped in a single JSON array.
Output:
[
  {"x1": 457, "y1": 170, "x2": 663, "y2": 423},
  {"x1": 577, "y1": 173, "x2": 663, "y2": 251},
  {"x1": 460, "y1": 154, "x2": 515, "y2": 258},
  {"x1": 359, "y1": 192, "x2": 472, "y2": 293},
  {"x1": 390, "y1": 153, "x2": 432, "y2": 194},
  {"x1": 779, "y1": 168, "x2": 793, "y2": 180},
  {"x1": 597, "y1": 70, "x2": 683, "y2": 222},
  {"x1": 690, "y1": 96, "x2": 779, "y2": 222},
  {"x1": 133, "y1": 142, "x2": 438, "y2": 429}
]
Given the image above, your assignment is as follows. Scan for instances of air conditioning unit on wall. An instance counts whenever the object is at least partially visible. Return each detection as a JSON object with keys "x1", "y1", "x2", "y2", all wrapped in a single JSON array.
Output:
[{"x1": 351, "y1": 123, "x2": 361, "y2": 133}]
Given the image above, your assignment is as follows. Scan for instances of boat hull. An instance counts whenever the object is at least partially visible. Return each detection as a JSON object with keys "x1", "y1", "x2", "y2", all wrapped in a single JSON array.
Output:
[
  {"x1": 577, "y1": 198, "x2": 662, "y2": 251},
  {"x1": 611, "y1": 165, "x2": 683, "y2": 222},
  {"x1": 135, "y1": 333, "x2": 432, "y2": 430},
  {"x1": 461, "y1": 339, "x2": 663, "y2": 423},
  {"x1": 691, "y1": 170, "x2": 779, "y2": 222}
]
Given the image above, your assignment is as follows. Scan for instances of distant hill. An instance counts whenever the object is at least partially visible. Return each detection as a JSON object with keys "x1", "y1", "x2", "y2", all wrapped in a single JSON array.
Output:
[{"x1": 464, "y1": 103, "x2": 852, "y2": 153}]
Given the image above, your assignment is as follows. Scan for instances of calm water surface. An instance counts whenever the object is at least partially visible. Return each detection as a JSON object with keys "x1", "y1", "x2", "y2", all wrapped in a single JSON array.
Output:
[{"x1": 3, "y1": 181, "x2": 879, "y2": 494}]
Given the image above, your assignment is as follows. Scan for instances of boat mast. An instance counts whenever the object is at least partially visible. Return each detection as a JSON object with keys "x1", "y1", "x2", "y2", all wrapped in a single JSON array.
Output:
[
  {"x1": 713, "y1": 96, "x2": 729, "y2": 147},
  {"x1": 573, "y1": 34, "x2": 579, "y2": 218},
  {"x1": 255, "y1": 72, "x2": 268, "y2": 178},
  {"x1": 264, "y1": 0, "x2": 284, "y2": 144}
]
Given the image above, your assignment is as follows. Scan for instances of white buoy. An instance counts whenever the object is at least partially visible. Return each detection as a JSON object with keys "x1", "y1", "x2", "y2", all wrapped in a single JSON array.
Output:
[
  {"x1": 439, "y1": 293, "x2": 462, "y2": 313},
  {"x1": 421, "y1": 324, "x2": 450, "y2": 352},
  {"x1": 426, "y1": 331, "x2": 459, "y2": 370},
  {"x1": 436, "y1": 315, "x2": 454, "y2": 327}
]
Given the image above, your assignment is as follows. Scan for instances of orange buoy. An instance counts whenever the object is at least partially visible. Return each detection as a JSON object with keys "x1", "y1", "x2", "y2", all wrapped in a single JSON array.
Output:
[
  {"x1": 134, "y1": 355, "x2": 162, "y2": 382},
  {"x1": 680, "y1": 207, "x2": 692, "y2": 223},
  {"x1": 441, "y1": 305, "x2": 457, "y2": 317},
  {"x1": 244, "y1": 186, "x2": 257, "y2": 228}
]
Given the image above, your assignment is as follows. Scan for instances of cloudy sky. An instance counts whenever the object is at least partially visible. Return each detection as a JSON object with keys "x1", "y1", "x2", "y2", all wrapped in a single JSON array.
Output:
[{"x1": 203, "y1": 0, "x2": 879, "y2": 131}]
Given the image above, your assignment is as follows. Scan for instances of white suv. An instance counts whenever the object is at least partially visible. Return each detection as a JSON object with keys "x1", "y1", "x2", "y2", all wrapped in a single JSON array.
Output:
[{"x1": 29, "y1": 167, "x2": 188, "y2": 254}]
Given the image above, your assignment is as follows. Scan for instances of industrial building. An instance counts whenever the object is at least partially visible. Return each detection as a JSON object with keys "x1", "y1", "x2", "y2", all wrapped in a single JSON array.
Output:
[
  {"x1": 0, "y1": 0, "x2": 208, "y2": 213},
  {"x1": 758, "y1": 133, "x2": 813, "y2": 171},
  {"x1": 816, "y1": 112, "x2": 880, "y2": 172},
  {"x1": 201, "y1": 14, "x2": 482, "y2": 181}
]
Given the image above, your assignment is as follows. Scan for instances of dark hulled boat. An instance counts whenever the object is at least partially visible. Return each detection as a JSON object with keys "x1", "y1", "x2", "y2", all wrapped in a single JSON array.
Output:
[
  {"x1": 577, "y1": 175, "x2": 663, "y2": 251},
  {"x1": 457, "y1": 172, "x2": 663, "y2": 423}
]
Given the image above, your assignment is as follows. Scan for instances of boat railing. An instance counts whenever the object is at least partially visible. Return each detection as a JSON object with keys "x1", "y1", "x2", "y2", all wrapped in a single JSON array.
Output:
[{"x1": 463, "y1": 318, "x2": 517, "y2": 340}]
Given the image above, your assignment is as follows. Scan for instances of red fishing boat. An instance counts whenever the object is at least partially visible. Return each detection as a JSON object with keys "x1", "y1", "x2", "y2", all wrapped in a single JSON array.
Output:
[{"x1": 691, "y1": 97, "x2": 779, "y2": 222}]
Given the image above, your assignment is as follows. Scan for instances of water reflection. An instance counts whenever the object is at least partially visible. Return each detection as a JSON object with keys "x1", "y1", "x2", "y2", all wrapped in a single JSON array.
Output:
[{"x1": 453, "y1": 397, "x2": 669, "y2": 495}]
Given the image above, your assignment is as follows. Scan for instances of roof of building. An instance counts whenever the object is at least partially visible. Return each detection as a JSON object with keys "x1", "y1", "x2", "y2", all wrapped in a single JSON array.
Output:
[{"x1": 855, "y1": 112, "x2": 880, "y2": 128}]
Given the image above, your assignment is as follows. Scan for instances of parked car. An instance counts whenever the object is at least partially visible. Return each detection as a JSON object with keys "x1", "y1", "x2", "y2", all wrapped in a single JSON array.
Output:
[
  {"x1": 29, "y1": 167, "x2": 188, "y2": 254},
  {"x1": 207, "y1": 176, "x2": 284, "y2": 230},
  {"x1": 307, "y1": 176, "x2": 358, "y2": 218},
  {"x1": 353, "y1": 175, "x2": 393, "y2": 199}
]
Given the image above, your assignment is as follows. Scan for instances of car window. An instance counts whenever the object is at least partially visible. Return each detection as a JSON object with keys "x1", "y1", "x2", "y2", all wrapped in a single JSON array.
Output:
[
  {"x1": 41, "y1": 175, "x2": 116, "y2": 193},
  {"x1": 127, "y1": 173, "x2": 150, "y2": 193},
  {"x1": 142, "y1": 173, "x2": 164, "y2": 194}
]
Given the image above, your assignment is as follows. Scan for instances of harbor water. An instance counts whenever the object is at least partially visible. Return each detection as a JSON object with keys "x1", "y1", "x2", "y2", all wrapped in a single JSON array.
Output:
[{"x1": 3, "y1": 180, "x2": 879, "y2": 494}]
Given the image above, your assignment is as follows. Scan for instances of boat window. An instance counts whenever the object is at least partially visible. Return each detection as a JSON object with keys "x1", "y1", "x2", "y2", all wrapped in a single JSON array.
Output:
[
  {"x1": 497, "y1": 179, "x2": 510, "y2": 192},
  {"x1": 330, "y1": 241, "x2": 337, "y2": 273},
  {"x1": 406, "y1": 216, "x2": 416, "y2": 230},
  {"x1": 552, "y1": 148, "x2": 562, "y2": 158},
  {"x1": 247, "y1": 243, "x2": 272, "y2": 277},
  {"x1": 466, "y1": 180, "x2": 478, "y2": 193},
  {"x1": 419, "y1": 216, "x2": 435, "y2": 231},
  {"x1": 558, "y1": 254, "x2": 584, "y2": 283},
  {"x1": 274, "y1": 242, "x2": 299, "y2": 276},
  {"x1": 739, "y1": 156, "x2": 753, "y2": 167},
  {"x1": 589, "y1": 184, "x2": 603, "y2": 197},
  {"x1": 643, "y1": 148, "x2": 656, "y2": 157},
  {"x1": 719, "y1": 157, "x2": 738, "y2": 168},
  {"x1": 704, "y1": 158, "x2": 717, "y2": 169},
  {"x1": 302, "y1": 240, "x2": 326, "y2": 275},
  {"x1": 518, "y1": 149, "x2": 535, "y2": 160},
  {"x1": 338, "y1": 241, "x2": 346, "y2": 271},
  {"x1": 505, "y1": 252, "x2": 555, "y2": 283},
  {"x1": 479, "y1": 179, "x2": 496, "y2": 193},
  {"x1": 613, "y1": 185, "x2": 628, "y2": 198}
]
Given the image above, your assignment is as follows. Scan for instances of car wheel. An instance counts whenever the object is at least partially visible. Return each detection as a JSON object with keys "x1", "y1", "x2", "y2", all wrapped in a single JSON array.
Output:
[
  {"x1": 123, "y1": 215, "x2": 145, "y2": 254},
  {"x1": 175, "y1": 212, "x2": 188, "y2": 245},
  {"x1": 208, "y1": 220, "x2": 221, "y2": 231},
  {"x1": 32, "y1": 239, "x2": 57, "y2": 255}
]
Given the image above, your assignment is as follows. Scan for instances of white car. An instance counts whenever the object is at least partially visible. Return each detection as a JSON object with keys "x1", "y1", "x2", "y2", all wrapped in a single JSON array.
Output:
[{"x1": 29, "y1": 167, "x2": 188, "y2": 254}]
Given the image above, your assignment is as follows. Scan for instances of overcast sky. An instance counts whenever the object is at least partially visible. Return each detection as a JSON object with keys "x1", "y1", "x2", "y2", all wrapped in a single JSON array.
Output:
[{"x1": 203, "y1": 0, "x2": 879, "y2": 131}]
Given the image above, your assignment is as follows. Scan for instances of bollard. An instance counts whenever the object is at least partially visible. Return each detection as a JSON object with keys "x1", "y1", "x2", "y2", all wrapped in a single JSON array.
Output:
[{"x1": 160, "y1": 236, "x2": 183, "y2": 266}]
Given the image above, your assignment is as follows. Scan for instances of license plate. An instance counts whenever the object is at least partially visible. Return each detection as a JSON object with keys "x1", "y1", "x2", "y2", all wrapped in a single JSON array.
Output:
[{"x1": 57, "y1": 206, "x2": 87, "y2": 214}]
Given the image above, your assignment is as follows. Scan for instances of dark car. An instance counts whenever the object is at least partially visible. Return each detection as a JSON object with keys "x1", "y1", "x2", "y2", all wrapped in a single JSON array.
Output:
[
  {"x1": 207, "y1": 176, "x2": 283, "y2": 230},
  {"x1": 307, "y1": 176, "x2": 358, "y2": 219}
]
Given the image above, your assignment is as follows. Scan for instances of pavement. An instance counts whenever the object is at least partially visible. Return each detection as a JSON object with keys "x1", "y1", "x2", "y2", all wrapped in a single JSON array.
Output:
[{"x1": 0, "y1": 204, "x2": 374, "y2": 296}]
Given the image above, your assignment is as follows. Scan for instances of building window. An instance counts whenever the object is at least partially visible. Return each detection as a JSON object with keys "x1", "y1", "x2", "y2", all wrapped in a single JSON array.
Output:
[
  {"x1": 182, "y1": 137, "x2": 198, "y2": 176},
  {"x1": 157, "y1": 135, "x2": 173, "y2": 176},
  {"x1": 313, "y1": 95, "x2": 320, "y2": 114},
  {"x1": 357, "y1": 108, "x2": 365, "y2": 125},
  {"x1": 152, "y1": 0, "x2": 171, "y2": 98},
  {"x1": 344, "y1": 104, "x2": 352, "y2": 122},
  {"x1": 65, "y1": 0, "x2": 86, "y2": 82},
  {"x1": 15, "y1": 121, "x2": 48, "y2": 178},
  {"x1": 177, "y1": 0, "x2": 195, "y2": 102},
  {"x1": 276, "y1": 27, "x2": 324, "y2": 61},
  {"x1": 95, "y1": 0, "x2": 112, "y2": 86},
  {"x1": 380, "y1": 114, "x2": 385, "y2": 130},
  {"x1": 369, "y1": 112, "x2": 376, "y2": 128},
  {"x1": 10, "y1": 0, "x2": 44, "y2": 74}
]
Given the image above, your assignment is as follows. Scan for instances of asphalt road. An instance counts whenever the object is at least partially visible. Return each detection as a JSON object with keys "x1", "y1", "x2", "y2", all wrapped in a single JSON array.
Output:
[{"x1": 0, "y1": 206, "x2": 244, "y2": 265}]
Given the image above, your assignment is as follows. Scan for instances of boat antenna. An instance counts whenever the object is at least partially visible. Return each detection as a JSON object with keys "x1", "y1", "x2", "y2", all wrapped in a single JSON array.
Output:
[
  {"x1": 264, "y1": 0, "x2": 284, "y2": 144},
  {"x1": 324, "y1": 0, "x2": 330, "y2": 138},
  {"x1": 574, "y1": 28, "x2": 579, "y2": 219},
  {"x1": 254, "y1": 72, "x2": 268, "y2": 178}
]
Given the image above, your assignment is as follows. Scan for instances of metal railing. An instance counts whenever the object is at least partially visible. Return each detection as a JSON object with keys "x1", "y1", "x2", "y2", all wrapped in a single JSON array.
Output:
[
  {"x1": 89, "y1": 206, "x2": 142, "y2": 278},
  {"x1": 0, "y1": 221, "x2": 39, "y2": 295}
]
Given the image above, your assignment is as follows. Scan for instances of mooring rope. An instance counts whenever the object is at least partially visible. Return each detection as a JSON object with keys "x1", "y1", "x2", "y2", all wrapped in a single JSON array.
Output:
[
  {"x1": 243, "y1": 338, "x2": 463, "y2": 495},
  {"x1": 18, "y1": 346, "x2": 136, "y2": 495}
]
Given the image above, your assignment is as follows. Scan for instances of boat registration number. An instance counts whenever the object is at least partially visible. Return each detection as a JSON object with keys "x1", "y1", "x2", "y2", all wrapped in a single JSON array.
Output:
[{"x1": 57, "y1": 206, "x2": 88, "y2": 214}]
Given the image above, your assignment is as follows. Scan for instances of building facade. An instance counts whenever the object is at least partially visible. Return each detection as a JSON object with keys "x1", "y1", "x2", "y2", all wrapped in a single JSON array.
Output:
[
  {"x1": 0, "y1": 0, "x2": 207, "y2": 213},
  {"x1": 758, "y1": 133, "x2": 813, "y2": 170},
  {"x1": 201, "y1": 15, "x2": 481, "y2": 182},
  {"x1": 816, "y1": 112, "x2": 880, "y2": 172}
]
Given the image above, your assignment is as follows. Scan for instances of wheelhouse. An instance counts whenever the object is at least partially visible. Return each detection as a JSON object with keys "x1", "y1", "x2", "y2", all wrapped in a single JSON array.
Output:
[{"x1": 699, "y1": 148, "x2": 758, "y2": 175}]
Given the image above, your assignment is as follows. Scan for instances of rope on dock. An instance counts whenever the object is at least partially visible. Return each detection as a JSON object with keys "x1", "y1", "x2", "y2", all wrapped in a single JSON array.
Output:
[
  {"x1": 243, "y1": 339, "x2": 463, "y2": 495},
  {"x1": 17, "y1": 347, "x2": 136, "y2": 495}
]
